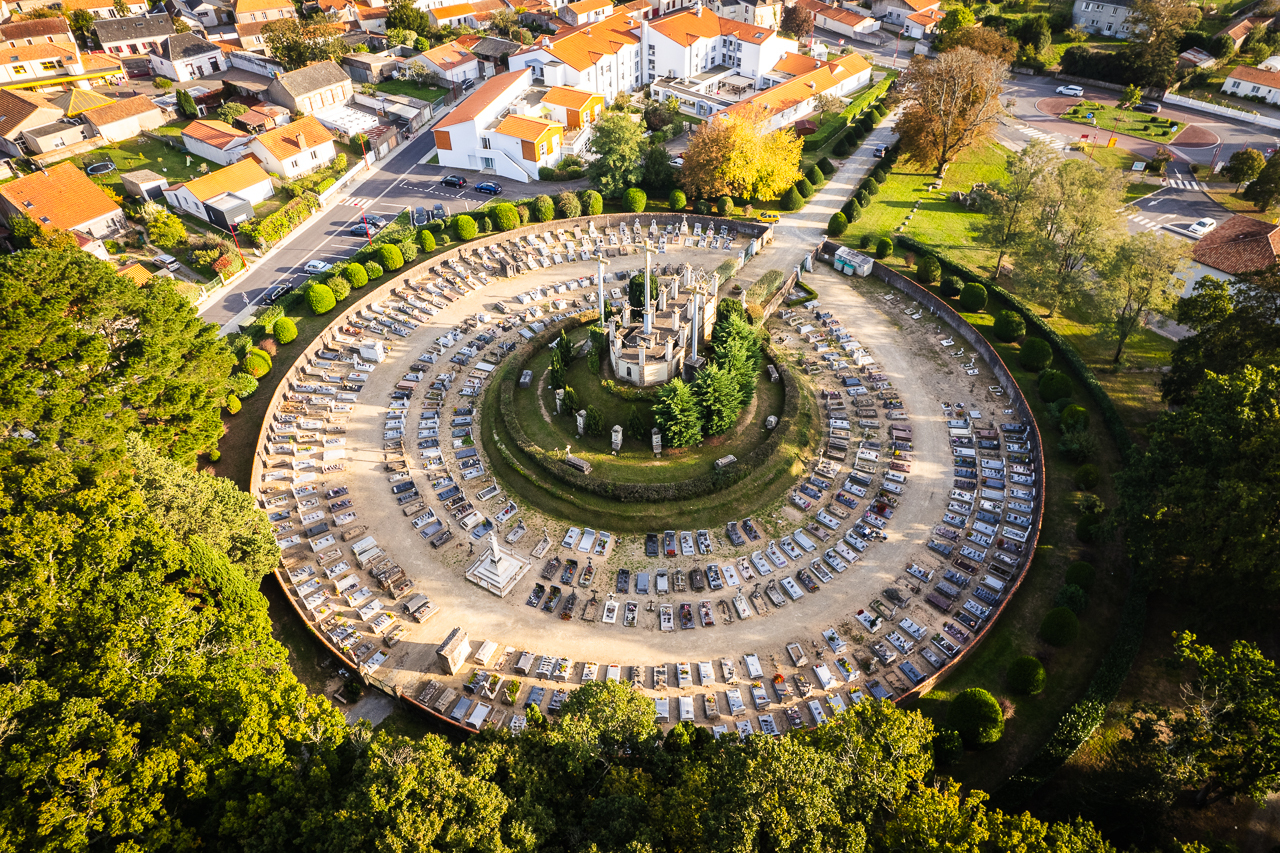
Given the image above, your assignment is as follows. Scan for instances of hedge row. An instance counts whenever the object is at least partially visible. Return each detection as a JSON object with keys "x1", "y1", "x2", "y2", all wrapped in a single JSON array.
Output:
[
  {"x1": 241, "y1": 192, "x2": 321, "y2": 247},
  {"x1": 893, "y1": 234, "x2": 1134, "y2": 460},
  {"x1": 802, "y1": 76, "x2": 895, "y2": 151},
  {"x1": 496, "y1": 321, "x2": 801, "y2": 503},
  {"x1": 786, "y1": 280, "x2": 818, "y2": 308}
]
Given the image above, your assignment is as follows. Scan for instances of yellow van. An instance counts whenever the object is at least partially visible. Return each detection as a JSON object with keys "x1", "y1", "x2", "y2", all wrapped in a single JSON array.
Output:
[{"x1": 758, "y1": 211, "x2": 781, "y2": 223}]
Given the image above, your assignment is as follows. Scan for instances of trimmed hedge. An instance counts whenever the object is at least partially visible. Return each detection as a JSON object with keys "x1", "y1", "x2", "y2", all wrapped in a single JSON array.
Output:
[
  {"x1": 273, "y1": 317, "x2": 297, "y2": 344},
  {"x1": 875, "y1": 237, "x2": 893, "y2": 259},
  {"x1": 669, "y1": 189, "x2": 686, "y2": 210},
  {"x1": 959, "y1": 282, "x2": 988, "y2": 312},
  {"x1": 781, "y1": 186, "x2": 803, "y2": 211},
  {"x1": 419, "y1": 229, "x2": 436, "y2": 253},
  {"x1": 800, "y1": 76, "x2": 894, "y2": 150},
  {"x1": 378, "y1": 244, "x2": 404, "y2": 272},
  {"x1": 940, "y1": 275, "x2": 964, "y2": 298},
  {"x1": 827, "y1": 211, "x2": 848, "y2": 237},
  {"x1": 796, "y1": 177, "x2": 815, "y2": 198},
  {"x1": 1020, "y1": 337, "x2": 1053, "y2": 372},
  {"x1": 1007, "y1": 656, "x2": 1047, "y2": 695},
  {"x1": 1065, "y1": 561, "x2": 1096, "y2": 591},
  {"x1": 917, "y1": 255, "x2": 940, "y2": 284},
  {"x1": 307, "y1": 282, "x2": 336, "y2": 315},
  {"x1": 346, "y1": 262, "x2": 369, "y2": 288},
  {"x1": 1039, "y1": 369, "x2": 1073, "y2": 403},
  {"x1": 455, "y1": 214, "x2": 478, "y2": 240},
  {"x1": 817, "y1": 156, "x2": 836, "y2": 176},
  {"x1": 993, "y1": 309, "x2": 1026, "y2": 342},
  {"x1": 947, "y1": 688, "x2": 1005, "y2": 748},
  {"x1": 364, "y1": 261, "x2": 383, "y2": 280},
  {"x1": 623, "y1": 188, "x2": 647, "y2": 212},
  {"x1": 580, "y1": 190, "x2": 603, "y2": 216},
  {"x1": 1039, "y1": 607, "x2": 1080, "y2": 646},
  {"x1": 806, "y1": 164, "x2": 824, "y2": 186},
  {"x1": 492, "y1": 203, "x2": 520, "y2": 231}
]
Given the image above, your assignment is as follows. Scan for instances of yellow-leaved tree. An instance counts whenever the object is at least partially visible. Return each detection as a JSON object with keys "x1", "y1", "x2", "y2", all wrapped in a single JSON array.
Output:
[{"x1": 680, "y1": 103, "x2": 802, "y2": 202}]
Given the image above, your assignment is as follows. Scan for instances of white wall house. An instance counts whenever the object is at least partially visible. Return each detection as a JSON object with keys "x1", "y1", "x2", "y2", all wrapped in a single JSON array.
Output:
[
  {"x1": 148, "y1": 32, "x2": 225, "y2": 80},
  {"x1": 417, "y1": 40, "x2": 480, "y2": 85},
  {"x1": 182, "y1": 118, "x2": 253, "y2": 165},
  {"x1": 643, "y1": 3, "x2": 792, "y2": 86},
  {"x1": 246, "y1": 115, "x2": 337, "y2": 179},
  {"x1": 507, "y1": 12, "x2": 642, "y2": 104},
  {"x1": 93, "y1": 15, "x2": 175, "y2": 55},
  {"x1": 1071, "y1": 0, "x2": 1135, "y2": 37},
  {"x1": 1221, "y1": 64, "x2": 1280, "y2": 104},
  {"x1": 162, "y1": 158, "x2": 273, "y2": 222}
]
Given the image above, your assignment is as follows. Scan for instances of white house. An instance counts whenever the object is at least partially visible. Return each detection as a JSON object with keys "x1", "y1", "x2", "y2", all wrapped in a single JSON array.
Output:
[
  {"x1": 560, "y1": 0, "x2": 611, "y2": 26},
  {"x1": 795, "y1": 0, "x2": 880, "y2": 39},
  {"x1": 416, "y1": 40, "x2": 481, "y2": 86},
  {"x1": 507, "y1": 11, "x2": 643, "y2": 103},
  {"x1": 902, "y1": 7, "x2": 943, "y2": 38},
  {"x1": 62, "y1": 0, "x2": 152, "y2": 19},
  {"x1": 1071, "y1": 0, "x2": 1135, "y2": 37},
  {"x1": 246, "y1": 115, "x2": 337, "y2": 179},
  {"x1": 1221, "y1": 64, "x2": 1280, "y2": 104},
  {"x1": 182, "y1": 118, "x2": 253, "y2": 164},
  {"x1": 93, "y1": 15, "x2": 175, "y2": 55},
  {"x1": 161, "y1": 157, "x2": 273, "y2": 227},
  {"x1": 82, "y1": 94, "x2": 165, "y2": 143},
  {"x1": 869, "y1": 0, "x2": 939, "y2": 28},
  {"x1": 149, "y1": 32, "x2": 225, "y2": 80},
  {"x1": 643, "y1": 3, "x2": 792, "y2": 86}
]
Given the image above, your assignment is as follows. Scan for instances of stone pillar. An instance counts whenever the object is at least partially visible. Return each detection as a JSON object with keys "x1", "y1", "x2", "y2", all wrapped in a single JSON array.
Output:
[
  {"x1": 638, "y1": 342, "x2": 646, "y2": 382},
  {"x1": 652, "y1": 428, "x2": 662, "y2": 454},
  {"x1": 611, "y1": 425, "x2": 623, "y2": 450},
  {"x1": 576, "y1": 410, "x2": 586, "y2": 436},
  {"x1": 555, "y1": 389, "x2": 564, "y2": 414}
]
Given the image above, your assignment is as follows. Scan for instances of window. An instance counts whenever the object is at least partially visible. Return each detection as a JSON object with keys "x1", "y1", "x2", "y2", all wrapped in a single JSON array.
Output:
[
  {"x1": 53, "y1": 137, "x2": 65, "y2": 148},
  {"x1": 1252, "y1": 84, "x2": 1261, "y2": 93},
  {"x1": 1232, "y1": 80, "x2": 1240, "y2": 89},
  {"x1": 539, "y1": 141, "x2": 547, "y2": 156},
  {"x1": 311, "y1": 150, "x2": 319, "y2": 159},
  {"x1": 648, "y1": 58, "x2": 655, "y2": 69},
  {"x1": 290, "y1": 158, "x2": 298, "y2": 168},
  {"x1": 12, "y1": 64, "x2": 26, "y2": 74},
  {"x1": 648, "y1": 44, "x2": 654, "y2": 54},
  {"x1": 40, "y1": 60, "x2": 56, "y2": 71},
  {"x1": 481, "y1": 156, "x2": 494, "y2": 168}
]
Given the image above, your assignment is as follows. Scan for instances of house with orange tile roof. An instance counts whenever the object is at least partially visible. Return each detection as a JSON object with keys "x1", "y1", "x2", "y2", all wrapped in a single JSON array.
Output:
[
  {"x1": 903, "y1": 6, "x2": 943, "y2": 38},
  {"x1": 1184, "y1": 215, "x2": 1280, "y2": 294},
  {"x1": 429, "y1": 0, "x2": 512, "y2": 27},
  {"x1": 118, "y1": 262, "x2": 154, "y2": 286},
  {"x1": 1221, "y1": 63, "x2": 1280, "y2": 104},
  {"x1": 182, "y1": 118, "x2": 254, "y2": 165},
  {"x1": 539, "y1": 85, "x2": 605, "y2": 130},
  {"x1": 507, "y1": 10, "x2": 643, "y2": 101},
  {"x1": 794, "y1": 0, "x2": 879, "y2": 39},
  {"x1": 233, "y1": 0, "x2": 296, "y2": 24},
  {"x1": 869, "y1": 0, "x2": 938, "y2": 28},
  {"x1": 642, "y1": 2, "x2": 792, "y2": 87},
  {"x1": 0, "y1": 18, "x2": 125, "y2": 89},
  {"x1": 246, "y1": 115, "x2": 337, "y2": 179},
  {"x1": 417, "y1": 40, "x2": 481, "y2": 85},
  {"x1": 162, "y1": 158, "x2": 273, "y2": 226},
  {"x1": 61, "y1": 0, "x2": 151, "y2": 19},
  {"x1": 0, "y1": 161, "x2": 124, "y2": 239}
]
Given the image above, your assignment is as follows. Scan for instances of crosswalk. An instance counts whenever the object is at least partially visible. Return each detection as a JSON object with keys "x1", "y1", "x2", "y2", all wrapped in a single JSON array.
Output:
[
  {"x1": 1165, "y1": 178, "x2": 1210, "y2": 191},
  {"x1": 1126, "y1": 212, "x2": 1173, "y2": 232},
  {"x1": 1013, "y1": 124, "x2": 1066, "y2": 150},
  {"x1": 345, "y1": 197, "x2": 374, "y2": 208}
]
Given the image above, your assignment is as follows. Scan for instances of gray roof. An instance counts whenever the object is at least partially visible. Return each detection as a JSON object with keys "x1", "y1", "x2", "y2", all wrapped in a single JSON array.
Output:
[
  {"x1": 272, "y1": 60, "x2": 349, "y2": 96},
  {"x1": 463, "y1": 36, "x2": 521, "y2": 58},
  {"x1": 94, "y1": 15, "x2": 175, "y2": 44},
  {"x1": 156, "y1": 31, "x2": 221, "y2": 61},
  {"x1": 24, "y1": 121, "x2": 81, "y2": 139}
]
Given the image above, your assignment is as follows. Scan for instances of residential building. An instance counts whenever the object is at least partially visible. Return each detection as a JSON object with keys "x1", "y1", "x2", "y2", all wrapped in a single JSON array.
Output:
[
  {"x1": 417, "y1": 40, "x2": 481, "y2": 85},
  {"x1": 118, "y1": 262, "x2": 154, "y2": 285},
  {"x1": 428, "y1": 0, "x2": 511, "y2": 27},
  {"x1": 20, "y1": 120, "x2": 88, "y2": 155},
  {"x1": 561, "y1": 0, "x2": 611, "y2": 26},
  {"x1": 61, "y1": 0, "x2": 151, "y2": 19},
  {"x1": 0, "y1": 18, "x2": 124, "y2": 89},
  {"x1": 1071, "y1": 0, "x2": 1135, "y2": 37},
  {"x1": 161, "y1": 157, "x2": 273, "y2": 227},
  {"x1": 0, "y1": 161, "x2": 124, "y2": 238},
  {"x1": 246, "y1": 114, "x2": 337, "y2": 178},
  {"x1": 265, "y1": 59, "x2": 352, "y2": 113},
  {"x1": 234, "y1": 21, "x2": 272, "y2": 52},
  {"x1": 0, "y1": 16, "x2": 77, "y2": 49},
  {"x1": 1221, "y1": 64, "x2": 1280, "y2": 104},
  {"x1": 507, "y1": 10, "x2": 643, "y2": 101},
  {"x1": 121, "y1": 168, "x2": 170, "y2": 200},
  {"x1": 869, "y1": 0, "x2": 939, "y2": 28},
  {"x1": 233, "y1": 0, "x2": 296, "y2": 24},
  {"x1": 1187, "y1": 215, "x2": 1280, "y2": 292},
  {"x1": 794, "y1": 0, "x2": 879, "y2": 39},
  {"x1": 539, "y1": 85, "x2": 604, "y2": 130},
  {"x1": 1216, "y1": 15, "x2": 1272, "y2": 51},
  {"x1": 0, "y1": 88, "x2": 61, "y2": 157},
  {"x1": 47, "y1": 87, "x2": 114, "y2": 116},
  {"x1": 149, "y1": 32, "x2": 225, "y2": 80},
  {"x1": 643, "y1": 4, "x2": 792, "y2": 86},
  {"x1": 902, "y1": 6, "x2": 943, "y2": 38},
  {"x1": 93, "y1": 15, "x2": 175, "y2": 55},
  {"x1": 454, "y1": 34, "x2": 522, "y2": 77},
  {"x1": 711, "y1": 0, "x2": 783, "y2": 30},
  {"x1": 182, "y1": 117, "x2": 253, "y2": 164},
  {"x1": 164, "y1": 0, "x2": 235, "y2": 33},
  {"x1": 1178, "y1": 47, "x2": 1216, "y2": 69},
  {"x1": 82, "y1": 94, "x2": 165, "y2": 142},
  {"x1": 341, "y1": 50, "x2": 400, "y2": 83}
]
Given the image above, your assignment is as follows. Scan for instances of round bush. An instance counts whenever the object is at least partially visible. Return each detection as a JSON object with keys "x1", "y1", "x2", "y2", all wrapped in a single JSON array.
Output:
[
  {"x1": 958, "y1": 282, "x2": 988, "y2": 312},
  {"x1": 875, "y1": 237, "x2": 894, "y2": 259},
  {"x1": 426, "y1": 220, "x2": 444, "y2": 234},
  {"x1": 865, "y1": 179, "x2": 880, "y2": 196},
  {"x1": 1065, "y1": 561, "x2": 1096, "y2": 591},
  {"x1": 1055, "y1": 583, "x2": 1089, "y2": 615},
  {"x1": 418, "y1": 229, "x2": 436, "y2": 253},
  {"x1": 243, "y1": 350, "x2": 271, "y2": 378},
  {"x1": 1020, "y1": 337, "x2": 1053, "y2": 372},
  {"x1": 346, "y1": 262, "x2": 369, "y2": 288},
  {"x1": 827, "y1": 211, "x2": 848, "y2": 237},
  {"x1": 1039, "y1": 606, "x2": 1080, "y2": 646},
  {"x1": 477, "y1": 214, "x2": 491, "y2": 232},
  {"x1": 833, "y1": 138, "x2": 851, "y2": 158},
  {"x1": 1007, "y1": 656, "x2": 1046, "y2": 696},
  {"x1": 1038, "y1": 369, "x2": 1073, "y2": 403},
  {"x1": 694, "y1": 199, "x2": 712, "y2": 215},
  {"x1": 228, "y1": 373, "x2": 258, "y2": 398},
  {"x1": 307, "y1": 282, "x2": 336, "y2": 315},
  {"x1": 847, "y1": 204, "x2": 861, "y2": 222},
  {"x1": 934, "y1": 729, "x2": 964, "y2": 765},
  {"x1": 555, "y1": 191, "x2": 581, "y2": 219},
  {"x1": 397, "y1": 238, "x2": 418, "y2": 264},
  {"x1": 580, "y1": 189, "x2": 603, "y2": 216},
  {"x1": 940, "y1": 275, "x2": 964, "y2": 298},
  {"x1": 1060, "y1": 403, "x2": 1089, "y2": 433},
  {"x1": 364, "y1": 261, "x2": 383, "y2": 280},
  {"x1": 917, "y1": 255, "x2": 940, "y2": 284},
  {"x1": 454, "y1": 214, "x2": 478, "y2": 240},
  {"x1": 856, "y1": 189, "x2": 870, "y2": 208},
  {"x1": 859, "y1": 234, "x2": 875, "y2": 250},
  {"x1": 328, "y1": 274, "x2": 351, "y2": 301},
  {"x1": 807, "y1": 164, "x2": 824, "y2": 186},
  {"x1": 492, "y1": 202, "x2": 520, "y2": 231},
  {"x1": 781, "y1": 186, "x2": 803, "y2": 211},
  {"x1": 717, "y1": 195, "x2": 734, "y2": 216},
  {"x1": 946, "y1": 688, "x2": 1005, "y2": 748},
  {"x1": 872, "y1": 168, "x2": 887, "y2": 184},
  {"x1": 669, "y1": 188, "x2": 686, "y2": 210},
  {"x1": 208, "y1": 449, "x2": 221, "y2": 462},
  {"x1": 1074, "y1": 464, "x2": 1100, "y2": 491},
  {"x1": 273, "y1": 316, "x2": 297, "y2": 344},
  {"x1": 796, "y1": 177, "x2": 814, "y2": 198},
  {"x1": 378, "y1": 244, "x2": 404, "y2": 272},
  {"x1": 817, "y1": 156, "x2": 836, "y2": 176},
  {"x1": 993, "y1": 309, "x2": 1026, "y2": 342},
  {"x1": 532, "y1": 194, "x2": 555, "y2": 222},
  {"x1": 226, "y1": 394, "x2": 241, "y2": 414},
  {"x1": 623, "y1": 187, "x2": 647, "y2": 212}
]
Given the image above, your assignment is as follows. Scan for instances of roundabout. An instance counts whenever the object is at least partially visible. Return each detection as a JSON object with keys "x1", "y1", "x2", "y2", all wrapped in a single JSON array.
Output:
[{"x1": 254, "y1": 213, "x2": 1043, "y2": 734}]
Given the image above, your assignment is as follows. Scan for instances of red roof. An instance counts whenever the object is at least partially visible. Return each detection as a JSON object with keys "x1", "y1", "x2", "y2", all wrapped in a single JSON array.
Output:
[{"x1": 1192, "y1": 215, "x2": 1280, "y2": 274}]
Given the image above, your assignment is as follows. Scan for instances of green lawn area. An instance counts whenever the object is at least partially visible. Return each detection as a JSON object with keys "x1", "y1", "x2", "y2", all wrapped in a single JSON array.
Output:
[
  {"x1": 74, "y1": 134, "x2": 218, "y2": 193},
  {"x1": 1059, "y1": 101, "x2": 1186, "y2": 144},
  {"x1": 373, "y1": 79, "x2": 447, "y2": 101},
  {"x1": 150, "y1": 119, "x2": 194, "y2": 138}
]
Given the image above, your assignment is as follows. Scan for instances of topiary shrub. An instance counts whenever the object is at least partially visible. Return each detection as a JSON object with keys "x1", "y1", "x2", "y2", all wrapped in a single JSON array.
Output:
[
  {"x1": 307, "y1": 282, "x2": 336, "y2": 315},
  {"x1": 477, "y1": 214, "x2": 491, "y2": 233},
  {"x1": 796, "y1": 177, "x2": 814, "y2": 198},
  {"x1": 859, "y1": 233, "x2": 875, "y2": 250},
  {"x1": 208, "y1": 449, "x2": 221, "y2": 462},
  {"x1": 934, "y1": 729, "x2": 964, "y2": 765},
  {"x1": 580, "y1": 189, "x2": 603, "y2": 216},
  {"x1": 328, "y1": 274, "x2": 351, "y2": 301},
  {"x1": 346, "y1": 262, "x2": 368, "y2": 288},
  {"x1": 623, "y1": 187, "x2": 647, "y2": 212},
  {"x1": 1020, "y1": 336, "x2": 1053, "y2": 372},
  {"x1": 1060, "y1": 404, "x2": 1089, "y2": 433},
  {"x1": 872, "y1": 168, "x2": 888, "y2": 184},
  {"x1": 669, "y1": 188, "x2": 686, "y2": 210},
  {"x1": 1040, "y1": 606, "x2": 1080, "y2": 646},
  {"x1": 827, "y1": 211, "x2": 848, "y2": 237},
  {"x1": 274, "y1": 316, "x2": 297, "y2": 344},
  {"x1": 1007, "y1": 656, "x2": 1047, "y2": 696},
  {"x1": 1039, "y1": 369, "x2": 1073, "y2": 403},
  {"x1": 419, "y1": 229, "x2": 436, "y2": 253},
  {"x1": 875, "y1": 237, "x2": 893, "y2": 259},
  {"x1": 993, "y1": 309, "x2": 1026, "y2": 342},
  {"x1": 226, "y1": 394, "x2": 241, "y2": 414},
  {"x1": 781, "y1": 186, "x2": 803, "y2": 211},
  {"x1": 833, "y1": 137, "x2": 851, "y2": 158},
  {"x1": 856, "y1": 189, "x2": 870, "y2": 207},
  {"x1": 959, "y1": 282, "x2": 988, "y2": 312},
  {"x1": 397, "y1": 238, "x2": 418, "y2": 264},
  {"x1": 1065, "y1": 561, "x2": 1096, "y2": 591},
  {"x1": 946, "y1": 688, "x2": 1005, "y2": 748},
  {"x1": 940, "y1": 275, "x2": 964, "y2": 298},
  {"x1": 717, "y1": 195, "x2": 734, "y2": 216},
  {"x1": 847, "y1": 204, "x2": 861, "y2": 222},
  {"x1": 807, "y1": 164, "x2": 824, "y2": 186},
  {"x1": 817, "y1": 156, "x2": 836, "y2": 176},
  {"x1": 694, "y1": 198, "x2": 712, "y2": 215},
  {"x1": 364, "y1": 261, "x2": 383, "y2": 280},
  {"x1": 454, "y1": 214, "x2": 477, "y2": 240},
  {"x1": 555, "y1": 190, "x2": 581, "y2": 219},
  {"x1": 865, "y1": 179, "x2": 880, "y2": 196},
  {"x1": 532, "y1": 194, "x2": 555, "y2": 222},
  {"x1": 378, "y1": 243, "x2": 404, "y2": 272},
  {"x1": 243, "y1": 350, "x2": 272, "y2": 378},
  {"x1": 1055, "y1": 583, "x2": 1089, "y2": 615},
  {"x1": 917, "y1": 255, "x2": 940, "y2": 284},
  {"x1": 1075, "y1": 464, "x2": 1100, "y2": 490},
  {"x1": 492, "y1": 202, "x2": 520, "y2": 231},
  {"x1": 228, "y1": 373, "x2": 258, "y2": 398}
]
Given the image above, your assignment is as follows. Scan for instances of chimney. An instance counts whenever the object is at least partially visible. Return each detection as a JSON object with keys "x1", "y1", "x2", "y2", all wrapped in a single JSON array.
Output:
[
  {"x1": 542, "y1": 36, "x2": 551, "y2": 46},
  {"x1": 296, "y1": 129, "x2": 307, "y2": 148}
]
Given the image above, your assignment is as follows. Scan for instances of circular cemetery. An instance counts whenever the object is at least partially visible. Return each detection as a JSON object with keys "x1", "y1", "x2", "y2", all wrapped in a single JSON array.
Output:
[{"x1": 257, "y1": 214, "x2": 1043, "y2": 735}]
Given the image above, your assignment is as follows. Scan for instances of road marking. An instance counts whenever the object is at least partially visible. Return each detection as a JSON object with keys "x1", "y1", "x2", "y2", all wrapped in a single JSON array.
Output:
[{"x1": 1012, "y1": 124, "x2": 1065, "y2": 149}]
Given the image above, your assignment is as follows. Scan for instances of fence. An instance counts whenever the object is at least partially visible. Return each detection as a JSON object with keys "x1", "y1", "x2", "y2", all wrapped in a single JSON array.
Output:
[{"x1": 1162, "y1": 92, "x2": 1280, "y2": 130}]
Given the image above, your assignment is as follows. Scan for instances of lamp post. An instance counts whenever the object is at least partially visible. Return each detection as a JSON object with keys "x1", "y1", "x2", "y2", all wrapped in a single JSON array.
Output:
[{"x1": 228, "y1": 221, "x2": 247, "y2": 272}]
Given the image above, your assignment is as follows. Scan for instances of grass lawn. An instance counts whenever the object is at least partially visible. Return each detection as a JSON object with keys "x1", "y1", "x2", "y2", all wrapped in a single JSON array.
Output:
[
  {"x1": 1071, "y1": 144, "x2": 1162, "y2": 203},
  {"x1": 373, "y1": 79, "x2": 447, "y2": 101},
  {"x1": 151, "y1": 119, "x2": 194, "y2": 138},
  {"x1": 1059, "y1": 102, "x2": 1185, "y2": 144},
  {"x1": 74, "y1": 134, "x2": 218, "y2": 193}
]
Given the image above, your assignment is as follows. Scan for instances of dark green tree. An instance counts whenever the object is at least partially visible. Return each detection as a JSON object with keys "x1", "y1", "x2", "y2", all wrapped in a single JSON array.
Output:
[
  {"x1": 652, "y1": 377, "x2": 702, "y2": 447},
  {"x1": 1223, "y1": 147, "x2": 1265, "y2": 187},
  {"x1": 626, "y1": 405, "x2": 647, "y2": 441},
  {"x1": 693, "y1": 363, "x2": 741, "y2": 435},
  {"x1": 177, "y1": 87, "x2": 197, "y2": 118},
  {"x1": 1243, "y1": 150, "x2": 1280, "y2": 210}
]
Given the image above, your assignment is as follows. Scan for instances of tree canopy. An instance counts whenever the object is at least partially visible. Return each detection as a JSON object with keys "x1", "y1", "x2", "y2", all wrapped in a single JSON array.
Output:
[
  {"x1": 261, "y1": 16, "x2": 349, "y2": 71},
  {"x1": 680, "y1": 103, "x2": 802, "y2": 201},
  {"x1": 895, "y1": 47, "x2": 1007, "y2": 176},
  {"x1": 586, "y1": 113, "x2": 645, "y2": 198}
]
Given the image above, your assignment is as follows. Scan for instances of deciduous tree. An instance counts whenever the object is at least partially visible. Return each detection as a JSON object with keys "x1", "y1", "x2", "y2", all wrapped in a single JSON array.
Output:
[
  {"x1": 976, "y1": 138, "x2": 1055, "y2": 274},
  {"x1": 261, "y1": 15, "x2": 348, "y2": 71},
  {"x1": 895, "y1": 47, "x2": 1008, "y2": 176},
  {"x1": 780, "y1": 3, "x2": 813, "y2": 38},
  {"x1": 586, "y1": 113, "x2": 644, "y2": 198},
  {"x1": 680, "y1": 103, "x2": 802, "y2": 201},
  {"x1": 1224, "y1": 146, "x2": 1266, "y2": 188},
  {"x1": 1128, "y1": 0, "x2": 1200, "y2": 87},
  {"x1": 1099, "y1": 230, "x2": 1187, "y2": 362}
]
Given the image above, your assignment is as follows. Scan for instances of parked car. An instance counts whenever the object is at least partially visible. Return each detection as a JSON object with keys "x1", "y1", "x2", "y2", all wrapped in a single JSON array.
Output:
[
  {"x1": 873, "y1": 145, "x2": 887, "y2": 157},
  {"x1": 1188, "y1": 217, "x2": 1217, "y2": 236},
  {"x1": 365, "y1": 214, "x2": 388, "y2": 229},
  {"x1": 153, "y1": 253, "x2": 181, "y2": 271},
  {"x1": 1133, "y1": 102, "x2": 1161, "y2": 113},
  {"x1": 432, "y1": 203, "x2": 446, "y2": 220},
  {"x1": 1055, "y1": 84, "x2": 1084, "y2": 96},
  {"x1": 441, "y1": 174, "x2": 467, "y2": 188},
  {"x1": 414, "y1": 206, "x2": 428, "y2": 227},
  {"x1": 669, "y1": 155, "x2": 684, "y2": 167},
  {"x1": 304, "y1": 260, "x2": 333, "y2": 274},
  {"x1": 351, "y1": 223, "x2": 377, "y2": 237},
  {"x1": 476, "y1": 180, "x2": 502, "y2": 195},
  {"x1": 758, "y1": 211, "x2": 780, "y2": 223},
  {"x1": 262, "y1": 282, "x2": 296, "y2": 305}
]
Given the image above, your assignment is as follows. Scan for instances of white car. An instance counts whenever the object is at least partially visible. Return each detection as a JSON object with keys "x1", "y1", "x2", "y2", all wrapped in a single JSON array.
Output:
[
  {"x1": 304, "y1": 260, "x2": 334, "y2": 274},
  {"x1": 1056, "y1": 84, "x2": 1084, "y2": 97},
  {"x1": 1188, "y1": 217, "x2": 1217, "y2": 237},
  {"x1": 670, "y1": 155, "x2": 684, "y2": 168}
]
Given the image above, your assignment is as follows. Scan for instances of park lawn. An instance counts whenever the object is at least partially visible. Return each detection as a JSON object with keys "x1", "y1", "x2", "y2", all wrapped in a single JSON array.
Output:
[
  {"x1": 74, "y1": 134, "x2": 217, "y2": 193},
  {"x1": 1059, "y1": 102, "x2": 1185, "y2": 144},
  {"x1": 373, "y1": 79, "x2": 447, "y2": 101},
  {"x1": 1073, "y1": 145, "x2": 1162, "y2": 202}
]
